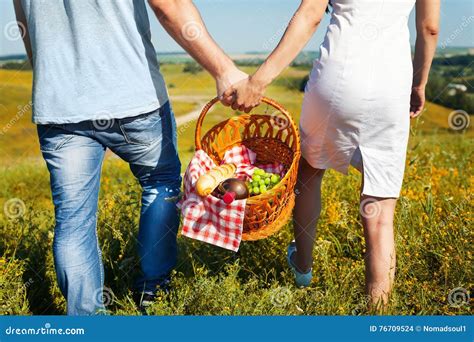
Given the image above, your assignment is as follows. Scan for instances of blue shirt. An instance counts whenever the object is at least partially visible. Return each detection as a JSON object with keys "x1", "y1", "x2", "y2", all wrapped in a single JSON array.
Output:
[{"x1": 21, "y1": 0, "x2": 168, "y2": 124}]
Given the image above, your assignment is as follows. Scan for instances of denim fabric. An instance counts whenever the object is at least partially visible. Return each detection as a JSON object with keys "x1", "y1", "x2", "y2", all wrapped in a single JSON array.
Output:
[{"x1": 37, "y1": 102, "x2": 181, "y2": 315}]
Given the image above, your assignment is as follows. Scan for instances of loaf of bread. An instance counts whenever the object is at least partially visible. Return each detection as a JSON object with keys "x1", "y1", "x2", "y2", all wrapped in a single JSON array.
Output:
[{"x1": 196, "y1": 163, "x2": 236, "y2": 196}]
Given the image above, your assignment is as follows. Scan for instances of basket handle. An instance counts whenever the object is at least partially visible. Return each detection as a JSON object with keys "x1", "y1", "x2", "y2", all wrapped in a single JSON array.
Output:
[{"x1": 194, "y1": 96, "x2": 293, "y2": 150}]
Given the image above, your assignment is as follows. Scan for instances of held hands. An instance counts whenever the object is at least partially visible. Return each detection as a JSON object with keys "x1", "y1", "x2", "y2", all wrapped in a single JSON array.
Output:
[
  {"x1": 222, "y1": 76, "x2": 267, "y2": 113},
  {"x1": 410, "y1": 86, "x2": 426, "y2": 118},
  {"x1": 215, "y1": 65, "x2": 267, "y2": 113},
  {"x1": 216, "y1": 67, "x2": 248, "y2": 106}
]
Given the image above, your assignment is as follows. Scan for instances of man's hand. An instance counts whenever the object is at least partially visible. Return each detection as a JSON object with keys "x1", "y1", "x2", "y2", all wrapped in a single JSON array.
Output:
[
  {"x1": 216, "y1": 68, "x2": 248, "y2": 106},
  {"x1": 223, "y1": 75, "x2": 267, "y2": 113},
  {"x1": 410, "y1": 86, "x2": 425, "y2": 118}
]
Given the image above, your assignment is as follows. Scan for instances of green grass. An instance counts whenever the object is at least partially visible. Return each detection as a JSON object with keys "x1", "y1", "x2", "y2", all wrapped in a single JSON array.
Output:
[{"x1": 0, "y1": 67, "x2": 472, "y2": 315}]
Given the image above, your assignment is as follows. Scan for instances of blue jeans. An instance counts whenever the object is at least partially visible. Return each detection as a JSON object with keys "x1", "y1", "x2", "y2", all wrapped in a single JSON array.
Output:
[{"x1": 37, "y1": 102, "x2": 181, "y2": 315}]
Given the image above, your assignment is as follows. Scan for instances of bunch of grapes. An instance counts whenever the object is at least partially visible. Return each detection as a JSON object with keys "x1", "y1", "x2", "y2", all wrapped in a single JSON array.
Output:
[{"x1": 247, "y1": 168, "x2": 281, "y2": 196}]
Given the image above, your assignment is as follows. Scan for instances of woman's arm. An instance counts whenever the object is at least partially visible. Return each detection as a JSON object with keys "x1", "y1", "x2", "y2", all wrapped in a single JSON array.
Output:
[
  {"x1": 13, "y1": 0, "x2": 33, "y2": 67},
  {"x1": 148, "y1": 0, "x2": 247, "y2": 100},
  {"x1": 224, "y1": 0, "x2": 329, "y2": 112},
  {"x1": 410, "y1": 0, "x2": 440, "y2": 118}
]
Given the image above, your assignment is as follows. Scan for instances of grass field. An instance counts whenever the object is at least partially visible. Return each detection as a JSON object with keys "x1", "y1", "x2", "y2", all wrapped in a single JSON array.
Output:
[{"x1": 0, "y1": 66, "x2": 472, "y2": 315}]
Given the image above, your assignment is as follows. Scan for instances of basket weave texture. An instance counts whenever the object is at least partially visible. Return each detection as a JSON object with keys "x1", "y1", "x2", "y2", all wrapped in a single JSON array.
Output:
[{"x1": 193, "y1": 97, "x2": 301, "y2": 241}]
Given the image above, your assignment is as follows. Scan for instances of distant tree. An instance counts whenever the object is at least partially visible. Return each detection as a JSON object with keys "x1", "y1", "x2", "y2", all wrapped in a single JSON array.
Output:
[
  {"x1": 426, "y1": 73, "x2": 474, "y2": 114},
  {"x1": 0, "y1": 61, "x2": 32, "y2": 70},
  {"x1": 234, "y1": 59, "x2": 264, "y2": 67},
  {"x1": 299, "y1": 75, "x2": 309, "y2": 92},
  {"x1": 183, "y1": 62, "x2": 203, "y2": 74},
  {"x1": 432, "y1": 54, "x2": 474, "y2": 67}
]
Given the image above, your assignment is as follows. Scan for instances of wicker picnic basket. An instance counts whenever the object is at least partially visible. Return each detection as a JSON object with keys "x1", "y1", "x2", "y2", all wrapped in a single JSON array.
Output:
[{"x1": 194, "y1": 97, "x2": 301, "y2": 241}]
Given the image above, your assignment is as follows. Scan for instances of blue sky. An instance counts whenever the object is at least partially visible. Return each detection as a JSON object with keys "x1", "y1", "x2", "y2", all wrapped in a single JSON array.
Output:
[{"x1": 0, "y1": 0, "x2": 473, "y2": 56}]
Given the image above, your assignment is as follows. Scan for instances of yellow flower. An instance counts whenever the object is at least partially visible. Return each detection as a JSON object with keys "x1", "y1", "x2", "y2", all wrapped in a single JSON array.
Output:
[{"x1": 326, "y1": 201, "x2": 341, "y2": 224}]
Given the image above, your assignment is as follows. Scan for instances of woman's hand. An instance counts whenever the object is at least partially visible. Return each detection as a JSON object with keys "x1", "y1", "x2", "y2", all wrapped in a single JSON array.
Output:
[
  {"x1": 410, "y1": 86, "x2": 426, "y2": 118},
  {"x1": 216, "y1": 67, "x2": 249, "y2": 106},
  {"x1": 223, "y1": 75, "x2": 267, "y2": 113}
]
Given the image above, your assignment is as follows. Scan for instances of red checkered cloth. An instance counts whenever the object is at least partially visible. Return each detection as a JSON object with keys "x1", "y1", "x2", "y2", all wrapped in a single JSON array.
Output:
[{"x1": 179, "y1": 145, "x2": 285, "y2": 251}]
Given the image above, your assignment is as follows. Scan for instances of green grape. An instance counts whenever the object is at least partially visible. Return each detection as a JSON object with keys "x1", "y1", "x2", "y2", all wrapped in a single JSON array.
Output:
[
  {"x1": 259, "y1": 179, "x2": 265, "y2": 186},
  {"x1": 252, "y1": 175, "x2": 261, "y2": 182},
  {"x1": 260, "y1": 185, "x2": 267, "y2": 193},
  {"x1": 264, "y1": 178, "x2": 270, "y2": 185},
  {"x1": 270, "y1": 174, "x2": 279, "y2": 184},
  {"x1": 253, "y1": 186, "x2": 260, "y2": 195}
]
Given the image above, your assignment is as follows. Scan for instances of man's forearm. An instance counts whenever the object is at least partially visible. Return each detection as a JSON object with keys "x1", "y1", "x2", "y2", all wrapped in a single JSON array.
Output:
[
  {"x1": 148, "y1": 0, "x2": 234, "y2": 79},
  {"x1": 13, "y1": 0, "x2": 33, "y2": 66}
]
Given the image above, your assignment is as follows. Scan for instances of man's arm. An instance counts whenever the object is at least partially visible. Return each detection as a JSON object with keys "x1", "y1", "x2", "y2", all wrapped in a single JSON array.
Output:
[
  {"x1": 147, "y1": 0, "x2": 247, "y2": 100},
  {"x1": 410, "y1": 0, "x2": 440, "y2": 117},
  {"x1": 13, "y1": 0, "x2": 33, "y2": 66}
]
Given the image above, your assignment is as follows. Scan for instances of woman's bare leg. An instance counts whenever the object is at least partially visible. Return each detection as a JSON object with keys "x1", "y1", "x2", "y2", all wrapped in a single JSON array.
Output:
[
  {"x1": 360, "y1": 195, "x2": 397, "y2": 309},
  {"x1": 292, "y1": 158, "x2": 325, "y2": 273}
]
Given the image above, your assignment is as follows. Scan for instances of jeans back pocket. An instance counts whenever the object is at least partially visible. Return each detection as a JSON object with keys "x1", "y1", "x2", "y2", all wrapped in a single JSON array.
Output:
[{"x1": 118, "y1": 107, "x2": 165, "y2": 145}]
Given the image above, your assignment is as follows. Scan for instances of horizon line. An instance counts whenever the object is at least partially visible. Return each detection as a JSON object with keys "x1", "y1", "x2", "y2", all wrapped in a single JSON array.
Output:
[{"x1": 1, "y1": 46, "x2": 473, "y2": 60}]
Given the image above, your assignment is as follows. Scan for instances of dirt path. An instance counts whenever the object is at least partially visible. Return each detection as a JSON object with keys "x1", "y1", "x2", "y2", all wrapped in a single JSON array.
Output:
[
  {"x1": 170, "y1": 94, "x2": 210, "y2": 102},
  {"x1": 169, "y1": 94, "x2": 212, "y2": 127},
  {"x1": 174, "y1": 100, "x2": 207, "y2": 127}
]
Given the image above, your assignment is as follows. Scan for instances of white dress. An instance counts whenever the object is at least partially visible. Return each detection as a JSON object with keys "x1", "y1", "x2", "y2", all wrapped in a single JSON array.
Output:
[{"x1": 300, "y1": 0, "x2": 416, "y2": 197}]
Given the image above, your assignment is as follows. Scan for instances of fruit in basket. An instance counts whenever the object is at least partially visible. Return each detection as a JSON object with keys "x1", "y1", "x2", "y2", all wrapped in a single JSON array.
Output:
[
  {"x1": 248, "y1": 168, "x2": 282, "y2": 196},
  {"x1": 215, "y1": 178, "x2": 249, "y2": 204}
]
